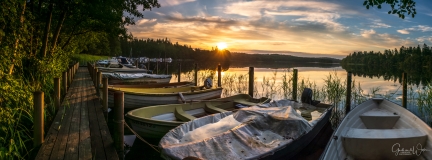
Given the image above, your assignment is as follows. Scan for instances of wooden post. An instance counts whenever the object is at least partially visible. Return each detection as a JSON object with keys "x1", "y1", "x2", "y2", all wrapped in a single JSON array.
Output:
[
  {"x1": 34, "y1": 91, "x2": 44, "y2": 146},
  {"x1": 218, "y1": 64, "x2": 221, "y2": 87},
  {"x1": 93, "y1": 68, "x2": 98, "y2": 87},
  {"x1": 402, "y1": 72, "x2": 407, "y2": 108},
  {"x1": 67, "y1": 69, "x2": 71, "y2": 89},
  {"x1": 156, "y1": 61, "x2": 159, "y2": 74},
  {"x1": 147, "y1": 61, "x2": 150, "y2": 73},
  {"x1": 194, "y1": 63, "x2": 198, "y2": 86},
  {"x1": 177, "y1": 63, "x2": 181, "y2": 82},
  {"x1": 248, "y1": 67, "x2": 254, "y2": 97},
  {"x1": 96, "y1": 71, "x2": 102, "y2": 95},
  {"x1": 345, "y1": 72, "x2": 352, "y2": 114},
  {"x1": 62, "y1": 71, "x2": 67, "y2": 96},
  {"x1": 165, "y1": 62, "x2": 169, "y2": 75},
  {"x1": 292, "y1": 69, "x2": 298, "y2": 101},
  {"x1": 54, "y1": 78, "x2": 60, "y2": 112},
  {"x1": 135, "y1": 59, "x2": 138, "y2": 68},
  {"x1": 103, "y1": 78, "x2": 108, "y2": 120},
  {"x1": 113, "y1": 91, "x2": 124, "y2": 159}
]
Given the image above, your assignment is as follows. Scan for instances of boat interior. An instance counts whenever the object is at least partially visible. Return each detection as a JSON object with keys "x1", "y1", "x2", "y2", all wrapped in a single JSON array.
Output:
[
  {"x1": 340, "y1": 99, "x2": 428, "y2": 159},
  {"x1": 128, "y1": 94, "x2": 271, "y2": 123}
]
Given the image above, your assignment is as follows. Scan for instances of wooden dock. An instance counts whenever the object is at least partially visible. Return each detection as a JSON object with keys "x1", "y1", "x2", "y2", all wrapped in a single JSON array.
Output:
[{"x1": 35, "y1": 67, "x2": 118, "y2": 160}]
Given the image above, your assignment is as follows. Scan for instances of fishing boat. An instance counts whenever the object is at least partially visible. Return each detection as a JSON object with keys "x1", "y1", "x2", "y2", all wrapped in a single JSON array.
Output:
[
  {"x1": 126, "y1": 94, "x2": 271, "y2": 139},
  {"x1": 103, "y1": 86, "x2": 223, "y2": 109},
  {"x1": 159, "y1": 99, "x2": 332, "y2": 160},
  {"x1": 321, "y1": 98, "x2": 432, "y2": 160},
  {"x1": 97, "y1": 60, "x2": 152, "y2": 73},
  {"x1": 102, "y1": 72, "x2": 171, "y2": 84}
]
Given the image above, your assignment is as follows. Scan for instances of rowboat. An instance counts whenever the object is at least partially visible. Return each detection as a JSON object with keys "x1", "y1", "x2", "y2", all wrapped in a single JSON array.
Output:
[
  {"x1": 159, "y1": 100, "x2": 332, "y2": 160},
  {"x1": 126, "y1": 94, "x2": 271, "y2": 139},
  {"x1": 103, "y1": 86, "x2": 223, "y2": 109},
  {"x1": 321, "y1": 98, "x2": 432, "y2": 160},
  {"x1": 102, "y1": 72, "x2": 171, "y2": 84}
]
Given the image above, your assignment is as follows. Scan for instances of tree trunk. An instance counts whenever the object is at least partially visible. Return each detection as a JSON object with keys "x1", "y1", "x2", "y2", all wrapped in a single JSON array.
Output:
[
  {"x1": 9, "y1": 1, "x2": 27, "y2": 75},
  {"x1": 50, "y1": 10, "x2": 67, "y2": 55},
  {"x1": 39, "y1": 1, "x2": 53, "y2": 58}
]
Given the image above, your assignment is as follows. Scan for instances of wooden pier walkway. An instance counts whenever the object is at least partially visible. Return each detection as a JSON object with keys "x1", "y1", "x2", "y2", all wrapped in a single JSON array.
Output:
[{"x1": 35, "y1": 67, "x2": 118, "y2": 160}]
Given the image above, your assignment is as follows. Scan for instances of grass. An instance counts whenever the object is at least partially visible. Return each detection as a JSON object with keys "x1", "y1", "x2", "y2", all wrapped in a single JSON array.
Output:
[{"x1": 71, "y1": 54, "x2": 110, "y2": 65}]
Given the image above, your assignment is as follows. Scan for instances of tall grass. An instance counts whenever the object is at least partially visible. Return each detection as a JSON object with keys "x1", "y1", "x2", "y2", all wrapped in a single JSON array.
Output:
[{"x1": 71, "y1": 54, "x2": 110, "y2": 65}]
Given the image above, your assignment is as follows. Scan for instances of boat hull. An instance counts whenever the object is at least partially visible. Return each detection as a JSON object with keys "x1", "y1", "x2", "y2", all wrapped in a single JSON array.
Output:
[
  {"x1": 107, "y1": 88, "x2": 223, "y2": 109},
  {"x1": 321, "y1": 99, "x2": 432, "y2": 160}
]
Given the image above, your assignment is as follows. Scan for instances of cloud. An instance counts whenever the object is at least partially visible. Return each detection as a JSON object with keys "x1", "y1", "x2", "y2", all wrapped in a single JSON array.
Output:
[
  {"x1": 136, "y1": 19, "x2": 157, "y2": 25},
  {"x1": 370, "y1": 20, "x2": 391, "y2": 28},
  {"x1": 158, "y1": 0, "x2": 195, "y2": 6},
  {"x1": 361, "y1": 29, "x2": 376, "y2": 38},
  {"x1": 416, "y1": 36, "x2": 432, "y2": 43},
  {"x1": 397, "y1": 30, "x2": 410, "y2": 34}
]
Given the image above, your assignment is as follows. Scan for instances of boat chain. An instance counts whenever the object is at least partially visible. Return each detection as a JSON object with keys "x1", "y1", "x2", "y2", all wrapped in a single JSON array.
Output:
[{"x1": 123, "y1": 121, "x2": 161, "y2": 153}]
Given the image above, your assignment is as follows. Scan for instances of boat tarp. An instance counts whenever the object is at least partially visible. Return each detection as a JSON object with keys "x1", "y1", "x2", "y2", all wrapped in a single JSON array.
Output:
[
  {"x1": 159, "y1": 100, "x2": 312, "y2": 160},
  {"x1": 102, "y1": 72, "x2": 171, "y2": 80}
]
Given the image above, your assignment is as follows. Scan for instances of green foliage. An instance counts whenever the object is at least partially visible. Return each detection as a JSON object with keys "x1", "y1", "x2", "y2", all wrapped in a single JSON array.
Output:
[
  {"x1": 0, "y1": 0, "x2": 160, "y2": 158},
  {"x1": 363, "y1": 0, "x2": 416, "y2": 19}
]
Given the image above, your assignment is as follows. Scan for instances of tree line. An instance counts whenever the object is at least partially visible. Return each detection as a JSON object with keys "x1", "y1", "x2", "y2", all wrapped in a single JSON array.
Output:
[{"x1": 341, "y1": 44, "x2": 432, "y2": 85}]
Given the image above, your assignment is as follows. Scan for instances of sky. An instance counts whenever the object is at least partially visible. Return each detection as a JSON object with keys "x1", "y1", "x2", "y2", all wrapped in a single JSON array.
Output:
[{"x1": 126, "y1": 0, "x2": 432, "y2": 59}]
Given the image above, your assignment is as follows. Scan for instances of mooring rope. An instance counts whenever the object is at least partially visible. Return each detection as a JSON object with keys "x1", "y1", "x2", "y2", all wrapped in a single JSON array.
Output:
[{"x1": 123, "y1": 121, "x2": 160, "y2": 153}]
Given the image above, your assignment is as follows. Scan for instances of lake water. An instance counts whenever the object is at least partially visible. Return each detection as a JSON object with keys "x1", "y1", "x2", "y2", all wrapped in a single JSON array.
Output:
[{"x1": 124, "y1": 65, "x2": 430, "y2": 159}]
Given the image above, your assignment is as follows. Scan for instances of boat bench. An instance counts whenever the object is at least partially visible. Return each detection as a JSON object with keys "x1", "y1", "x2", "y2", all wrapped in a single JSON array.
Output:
[
  {"x1": 174, "y1": 106, "x2": 196, "y2": 121},
  {"x1": 360, "y1": 108, "x2": 400, "y2": 129},
  {"x1": 204, "y1": 102, "x2": 231, "y2": 114},
  {"x1": 344, "y1": 128, "x2": 427, "y2": 139}
]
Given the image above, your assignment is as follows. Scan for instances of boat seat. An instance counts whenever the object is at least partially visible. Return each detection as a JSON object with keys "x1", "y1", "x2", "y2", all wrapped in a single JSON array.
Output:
[
  {"x1": 204, "y1": 102, "x2": 231, "y2": 114},
  {"x1": 174, "y1": 106, "x2": 196, "y2": 122},
  {"x1": 359, "y1": 108, "x2": 400, "y2": 129},
  {"x1": 342, "y1": 128, "x2": 427, "y2": 159}
]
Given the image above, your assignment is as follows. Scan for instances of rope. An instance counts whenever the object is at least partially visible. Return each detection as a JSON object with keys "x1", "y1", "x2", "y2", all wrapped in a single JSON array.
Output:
[{"x1": 123, "y1": 121, "x2": 160, "y2": 153}]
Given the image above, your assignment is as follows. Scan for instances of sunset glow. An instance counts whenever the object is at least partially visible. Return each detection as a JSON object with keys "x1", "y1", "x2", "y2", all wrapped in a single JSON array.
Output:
[
  {"x1": 127, "y1": 0, "x2": 432, "y2": 59},
  {"x1": 217, "y1": 42, "x2": 227, "y2": 50}
]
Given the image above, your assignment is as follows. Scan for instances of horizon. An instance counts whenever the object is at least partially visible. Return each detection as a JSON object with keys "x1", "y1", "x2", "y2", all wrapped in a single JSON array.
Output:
[{"x1": 126, "y1": 0, "x2": 432, "y2": 59}]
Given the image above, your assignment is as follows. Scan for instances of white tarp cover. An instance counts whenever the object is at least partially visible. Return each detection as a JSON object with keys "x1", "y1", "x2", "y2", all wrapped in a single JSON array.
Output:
[
  {"x1": 159, "y1": 100, "x2": 312, "y2": 160},
  {"x1": 102, "y1": 72, "x2": 171, "y2": 80}
]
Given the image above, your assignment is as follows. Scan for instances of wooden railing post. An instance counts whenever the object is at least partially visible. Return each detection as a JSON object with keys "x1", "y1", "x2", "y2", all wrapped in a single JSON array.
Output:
[
  {"x1": 402, "y1": 72, "x2": 407, "y2": 108},
  {"x1": 194, "y1": 63, "x2": 198, "y2": 86},
  {"x1": 218, "y1": 64, "x2": 221, "y2": 87},
  {"x1": 34, "y1": 91, "x2": 44, "y2": 146},
  {"x1": 113, "y1": 91, "x2": 124, "y2": 159},
  {"x1": 135, "y1": 59, "x2": 138, "y2": 68},
  {"x1": 67, "y1": 69, "x2": 71, "y2": 89},
  {"x1": 93, "y1": 68, "x2": 98, "y2": 87},
  {"x1": 62, "y1": 71, "x2": 67, "y2": 97},
  {"x1": 165, "y1": 62, "x2": 169, "y2": 75},
  {"x1": 346, "y1": 72, "x2": 352, "y2": 114},
  {"x1": 96, "y1": 71, "x2": 102, "y2": 94},
  {"x1": 103, "y1": 77, "x2": 109, "y2": 120},
  {"x1": 177, "y1": 63, "x2": 181, "y2": 82},
  {"x1": 156, "y1": 61, "x2": 159, "y2": 74},
  {"x1": 54, "y1": 78, "x2": 60, "y2": 112},
  {"x1": 248, "y1": 67, "x2": 254, "y2": 97},
  {"x1": 292, "y1": 69, "x2": 298, "y2": 101}
]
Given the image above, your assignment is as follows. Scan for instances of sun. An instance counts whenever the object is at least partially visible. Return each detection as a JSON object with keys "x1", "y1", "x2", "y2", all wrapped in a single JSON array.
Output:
[{"x1": 217, "y1": 42, "x2": 228, "y2": 50}]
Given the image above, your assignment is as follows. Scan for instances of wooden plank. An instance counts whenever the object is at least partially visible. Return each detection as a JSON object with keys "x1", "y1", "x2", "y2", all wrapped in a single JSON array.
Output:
[
  {"x1": 79, "y1": 73, "x2": 92, "y2": 160},
  {"x1": 50, "y1": 69, "x2": 80, "y2": 160},
  {"x1": 64, "y1": 68, "x2": 83, "y2": 160},
  {"x1": 87, "y1": 75, "x2": 107, "y2": 160},
  {"x1": 94, "y1": 93, "x2": 119, "y2": 160}
]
